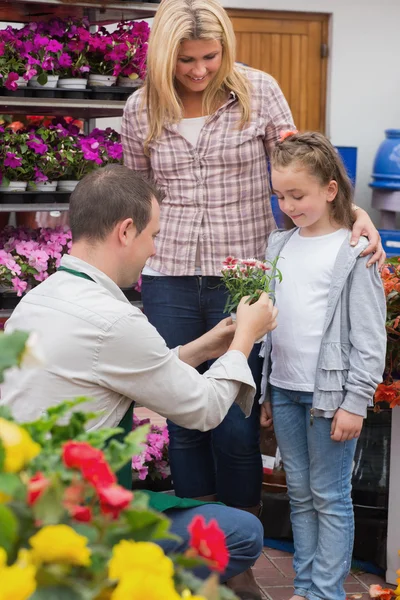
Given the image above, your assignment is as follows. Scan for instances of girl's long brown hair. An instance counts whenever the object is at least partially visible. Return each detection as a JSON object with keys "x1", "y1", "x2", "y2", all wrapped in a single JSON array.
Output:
[{"x1": 270, "y1": 131, "x2": 355, "y2": 230}]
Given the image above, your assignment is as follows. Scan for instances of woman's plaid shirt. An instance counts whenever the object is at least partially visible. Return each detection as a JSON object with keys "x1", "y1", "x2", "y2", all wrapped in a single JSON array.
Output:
[{"x1": 121, "y1": 67, "x2": 294, "y2": 276}]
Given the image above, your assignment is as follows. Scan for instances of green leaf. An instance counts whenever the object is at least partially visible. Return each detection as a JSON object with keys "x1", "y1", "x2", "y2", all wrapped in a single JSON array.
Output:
[
  {"x1": 70, "y1": 523, "x2": 98, "y2": 544},
  {"x1": 30, "y1": 586, "x2": 83, "y2": 600},
  {"x1": 123, "y1": 508, "x2": 176, "y2": 542},
  {"x1": 0, "y1": 504, "x2": 18, "y2": 555},
  {"x1": 0, "y1": 330, "x2": 30, "y2": 383},
  {"x1": 0, "y1": 473, "x2": 24, "y2": 499},
  {"x1": 105, "y1": 424, "x2": 149, "y2": 472},
  {"x1": 37, "y1": 72, "x2": 48, "y2": 86},
  {"x1": 32, "y1": 479, "x2": 65, "y2": 525}
]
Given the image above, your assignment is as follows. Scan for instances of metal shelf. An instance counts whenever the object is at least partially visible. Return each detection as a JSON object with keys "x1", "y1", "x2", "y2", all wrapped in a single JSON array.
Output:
[
  {"x1": 0, "y1": 204, "x2": 70, "y2": 212},
  {"x1": 0, "y1": 96, "x2": 126, "y2": 118},
  {"x1": 0, "y1": 0, "x2": 158, "y2": 25}
]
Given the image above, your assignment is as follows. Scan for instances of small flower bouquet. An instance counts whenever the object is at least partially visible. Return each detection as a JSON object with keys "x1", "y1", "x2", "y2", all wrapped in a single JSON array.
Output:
[
  {"x1": 375, "y1": 257, "x2": 400, "y2": 409},
  {"x1": 221, "y1": 256, "x2": 282, "y2": 314}
]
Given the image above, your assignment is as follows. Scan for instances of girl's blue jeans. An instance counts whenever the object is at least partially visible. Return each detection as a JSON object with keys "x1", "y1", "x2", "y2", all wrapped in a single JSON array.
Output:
[
  {"x1": 270, "y1": 385, "x2": 357, "y2": 600},
  {"x1": 141, "y1": 275, "x2": 263, "y2": 508}
]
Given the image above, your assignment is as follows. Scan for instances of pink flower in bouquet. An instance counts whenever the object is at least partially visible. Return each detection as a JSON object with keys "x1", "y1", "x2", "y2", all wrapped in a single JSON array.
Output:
[{"x1": 11, "y1": 276, "x2": 27, "y2": 296}]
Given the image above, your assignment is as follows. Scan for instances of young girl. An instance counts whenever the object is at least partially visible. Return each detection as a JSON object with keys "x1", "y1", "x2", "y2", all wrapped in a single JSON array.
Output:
[{"x1": 260, "y1": 131, "x2": 386, "y2": 600}]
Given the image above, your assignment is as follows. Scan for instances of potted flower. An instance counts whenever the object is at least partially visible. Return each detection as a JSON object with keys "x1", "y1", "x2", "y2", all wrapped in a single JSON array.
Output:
[
  {"x1": 110, "y1": 20, "x2": 150, "y2": 87},
  {"x1": 16, "y1": 22, "x2": 63, "y2": 88},
  {"x1": 0, "y1": 330, "x2": 236, "y2": 600},
  {"x1": 374, "y1": 257, "x2": 400, "y2": 409},
  {"x1": 0, "y1": 126, "x2": 31, "y2": 192},
  {"x1": 86, "y1": 28, "x2": 117, "y2": 87},
  {"x1": 25, "y1": 126, "x2": 66, "y2": 190},
  {"x1": 131, "y1": 414, "x2": 171, "y2": 492},
  {"x1": 0, "y1": 27, "x2": 37, "y2": 91}
]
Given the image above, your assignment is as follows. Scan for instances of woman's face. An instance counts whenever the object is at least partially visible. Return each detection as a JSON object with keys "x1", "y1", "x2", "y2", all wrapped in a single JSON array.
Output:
[{"x1": 175, "y1": 38, "x2": 223, "y2": 95}]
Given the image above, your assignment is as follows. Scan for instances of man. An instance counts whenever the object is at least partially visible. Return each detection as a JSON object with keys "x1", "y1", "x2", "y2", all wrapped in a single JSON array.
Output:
[{"x1": 2, "y1": 165, "x2": 277, "y2": 597}]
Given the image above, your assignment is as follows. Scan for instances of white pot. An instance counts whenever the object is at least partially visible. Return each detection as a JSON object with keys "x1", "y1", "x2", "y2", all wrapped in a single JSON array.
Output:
[
  {"x1": 16, "y1": 76, "x2": 28, "y2": 89},
  {"x1": 0, "y1": 181, "x2": 27, "y2": 191},
  {"x1": 88, "y1": 74, "x2": 117, "y2": 87},
  {"x1": 28, "y1": 181, "x2": 58, "y2": 192},
  {"x1": 57, "y1": 180, "x2": 79, "y2": 192},
  {"x1": 230, "y1": 311, "x2": 265, "y2": 344},
  {"x1": 28, "y1": 75, "x2": 59, "y2": 89},
  {"x1": 117, "y1": 76, "x2": 142, "y2": 89},
  {"x1": 58, "y1": 78, "x2": 87, "y2": 90}
]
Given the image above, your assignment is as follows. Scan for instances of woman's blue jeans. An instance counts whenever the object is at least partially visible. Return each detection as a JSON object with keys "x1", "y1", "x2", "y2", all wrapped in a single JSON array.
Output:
[
  {"x1": 141, "y1": 275, "x2": 263, "y2": 508},
  {"x1": 271, "y1": 385, "x2": 357, "y2": 600}
]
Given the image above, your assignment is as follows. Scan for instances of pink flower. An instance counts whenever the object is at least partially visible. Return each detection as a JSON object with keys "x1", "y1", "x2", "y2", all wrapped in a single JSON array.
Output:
[
  {"x1": 223, "y1": 256, "x2": 238, "y2": 266},
  {"x1": 58, "y1": 53, "x2": 72, "y2": 68},
  {"x1": 5, "y1": 72, "x2": 20, "y2": 91},
  {"x1": 4, "y1": 152, "x2": 22, "y2": 168},
  {"x1": 47, "y1": 39, "x2": 63, "y2": 53},
  {"x1": 28, "y1": 249, "x2": 49, "y2": 272},
  {"x1": 11, "y1": 277, "x2": 27, "y2": 296}
]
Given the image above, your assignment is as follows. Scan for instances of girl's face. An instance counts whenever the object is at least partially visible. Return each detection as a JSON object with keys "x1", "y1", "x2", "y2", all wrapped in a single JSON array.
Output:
[
  {"x1": 271, "y1": 164, "x2": 338, "y2": 235},
  {"x1": 175, "y1": 39, "x2": 223, "y2": 95}
]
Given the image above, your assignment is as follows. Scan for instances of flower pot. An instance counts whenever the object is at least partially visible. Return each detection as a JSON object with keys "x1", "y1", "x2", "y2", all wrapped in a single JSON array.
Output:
[
  {"x1": 28, "y1": 75, "x2": 59, "y2": 89},
  {"x1": 57, "y1": 180, "x2": 79, "y2": 192},
  {"x1": 58, "y1": 78, "x2": 87, "y2": 90},
  {"x1": 28, "y1": 181, "x2": 58, "y2": 192},
  {"x1": 0, "y1": 181, "x2": 27, "y2": 192},
  {"x1": 15, "y1": 76, "x2": 28, "y2": 88},
  {"x1": 117, "y1": 76, "x2": 142, "y2": 89},
  {"x1": 88, "y1": 74, "x2": 117, "y2": 87},
  {"x1": 230, "y1": 311, "x2": 265, "y2": 344},
  {"x1": 0, "y1": 290, "x2": 22, "y2": 310}
]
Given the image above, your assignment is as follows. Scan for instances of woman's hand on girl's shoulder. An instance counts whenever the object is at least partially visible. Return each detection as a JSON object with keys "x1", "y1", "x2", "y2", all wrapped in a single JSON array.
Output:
[
  {"x1": 350, "y1": 207, "x2": 386, "y2": 268},
  {"x1": 330, "y1": 408, "x2": 363, "y2": 442}
]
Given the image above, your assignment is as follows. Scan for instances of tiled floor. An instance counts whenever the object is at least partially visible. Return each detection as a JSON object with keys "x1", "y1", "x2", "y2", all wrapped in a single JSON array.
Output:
[
  {"x1": 254, "y1": 547, "x2": 389, "y2": 600},
  {"x1": 136, "y1": 408, "x2": 389, "y2": 599}
]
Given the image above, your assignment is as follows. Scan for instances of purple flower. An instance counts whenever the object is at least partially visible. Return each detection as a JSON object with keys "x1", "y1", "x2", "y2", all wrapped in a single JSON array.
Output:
[
  {"x1": 11, "y1": 277, "x2": 27, "y2": 296},
  {"x1": 58, "y1": 52, "x2": 72, "y2": 68},
  {"x1": 47, "y1": 39, "x2": 63, "y2": 53},
  {"x1": 41, "y1": 56, "x2": 55, "y2": 71},
  {"x1": 0, "y1": 41, "x2": 5, "y2": 56},
  {"x1": 5, "y1": 72, "x2": 19, "y2": 91},
  {"x1": 4, "y1": 152, "x2": 22, "y2": 169},
  {"x1": 27, "y1": 137, "x2": 48, "y2": 156},
  {"x1": 33, "y1": 167, "x2": 48, "y2": 183},
  {"x1": 34, "y1": 35, "x2": 49, "y2": 47},
  {"x1": 23, "y1": 67, "x2": 37, "y2": 81},
  {"x1": 107, "y1": 142, "x2": 123, "y2": 161}
]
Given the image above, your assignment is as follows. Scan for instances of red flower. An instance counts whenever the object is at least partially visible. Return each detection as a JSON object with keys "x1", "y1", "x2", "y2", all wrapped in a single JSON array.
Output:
[
  {"x1": 187, "y1": 515, "x2": 229, "y2": 573},
  {"x1": 369, "y1": 585, "x2": 396, "y2": 600},
  {"x1": 81, "y1": 457, "x2": 117, "y2": 489},
  {"x1": 62, "y1": 441, "x2": 104, "y2": 469},
  {"x1": 27, "y1": 472, "x2": 50, "y2": 505},
  {"x1": 375, "y1": 382, "x2": 400, "y2": 408},
  {"x1": 223, "y1": 256, "x2": 238, "y2": 266},
  {"x1": 70, "y1": 505, "x2": 93, "y2": 522},
  {"x1": 97, "y1": 485, "x2": 133, "y2": 519}
]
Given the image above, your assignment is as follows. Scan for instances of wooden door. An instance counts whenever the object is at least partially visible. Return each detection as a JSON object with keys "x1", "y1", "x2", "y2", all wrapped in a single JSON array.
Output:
[{"x1": 227, "y1": 10, "x2": 329, "y2": 132}]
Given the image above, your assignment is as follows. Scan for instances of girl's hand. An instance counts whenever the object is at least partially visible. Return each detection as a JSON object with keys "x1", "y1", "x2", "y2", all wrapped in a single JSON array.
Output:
[
  {"x1": 330, "y1": 408, "x2": 363, "y2": 442},
  {"x1": 260, "y1": 401, "x2": 273, "y2": 429},
  {"x1": 351, "y1": 207, "x2": 386, "y2": 268}
]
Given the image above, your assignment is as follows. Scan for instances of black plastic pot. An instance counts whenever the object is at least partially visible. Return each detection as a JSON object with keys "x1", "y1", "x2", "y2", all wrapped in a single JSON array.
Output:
[
  {"x1": 0, "y1": 192, "x2": 27, "y2": 204},
  {"x1": 0, "y1": 291, "x2": 22, "y2": 310}
]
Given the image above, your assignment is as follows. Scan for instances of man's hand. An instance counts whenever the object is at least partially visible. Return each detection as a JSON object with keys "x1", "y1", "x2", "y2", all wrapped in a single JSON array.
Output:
[
  {"x1": 351, "y1": 207, "x2": 386, "y2": 268},
  {"x1": 330, "y1": 408, "x2": 363, "y2": 442},
  {"x1": 203, "y1": 317, "x2": 236, "y2": 360},
  {"x1": 229, "y1": 293, "x2": 278, "y2": 358},
  {"x1": 260, "y1": 401, "x2": 273, "y2": 429}
]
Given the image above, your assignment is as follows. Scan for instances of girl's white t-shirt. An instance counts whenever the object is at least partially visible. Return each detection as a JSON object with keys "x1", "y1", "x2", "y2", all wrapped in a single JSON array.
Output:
[
  {"x1": 142, "y1": 116, "x2": 207, "y2": 278},
  {"x1": 269, "y1": 228, "x2": 349, "y2": 392}
]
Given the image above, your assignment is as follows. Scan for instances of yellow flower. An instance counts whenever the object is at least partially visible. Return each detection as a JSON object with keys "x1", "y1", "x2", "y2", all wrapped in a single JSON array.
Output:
[
  {"x1": 0, "y1": 418, "x2": 41, "y2": 473},
  {"x1": 111, "y1": 572, "x2": 181, "y2": 600},
  {"x1": 109, "y1": 541, "x2": 174, "y2": 581},
  {"x1": 0, "y1": 547, "x2": 37, "y2": 600},
  {"x1": 29, "y1": 524, "x2": 91, "y2": 566},
  {"x1": 181, "y1": 592, "x2": 207, "y2": 600},
  {"x1": 0, "y1": 491, "x2": 11, "y2": 504}
]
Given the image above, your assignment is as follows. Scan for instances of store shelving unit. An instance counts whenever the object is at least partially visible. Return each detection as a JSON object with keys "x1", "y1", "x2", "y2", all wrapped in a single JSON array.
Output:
[{"x1": 0, "y1": 0, "x2": 153, "y2": 318}]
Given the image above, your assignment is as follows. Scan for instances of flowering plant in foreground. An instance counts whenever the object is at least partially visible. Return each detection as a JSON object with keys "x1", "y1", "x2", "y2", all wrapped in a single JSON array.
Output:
[
  {"x1": 132, "y1": 414, "x2": 170, "y2": 481},
  {"x1": 374, "y1": 257, "x2": 400, "y2": 409},
  {"x1": 221, "y1": 256, "x2": 282, "y2": 314},
  {"x1": 0, "y1": 330, "x2": 234, "y2": 599}
]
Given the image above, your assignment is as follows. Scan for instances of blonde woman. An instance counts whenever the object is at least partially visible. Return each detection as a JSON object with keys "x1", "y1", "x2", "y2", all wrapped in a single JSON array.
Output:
[{"x1": 121, "y1": 0, "x2": 383, "y2": 543}]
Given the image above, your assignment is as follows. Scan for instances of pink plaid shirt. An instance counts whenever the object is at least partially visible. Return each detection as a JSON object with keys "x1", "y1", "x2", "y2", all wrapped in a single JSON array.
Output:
[{"x1": 121, "y1": 67, "x2": 295, "y2": 276}]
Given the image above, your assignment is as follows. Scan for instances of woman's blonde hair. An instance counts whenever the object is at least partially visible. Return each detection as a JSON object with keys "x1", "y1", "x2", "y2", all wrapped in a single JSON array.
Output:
[
  {"x1": 142, "y1": 0, "x2": 251, "y2": 154},
  {"x1": 270, "y1": 131, "x2": 355, "y2": 230}
]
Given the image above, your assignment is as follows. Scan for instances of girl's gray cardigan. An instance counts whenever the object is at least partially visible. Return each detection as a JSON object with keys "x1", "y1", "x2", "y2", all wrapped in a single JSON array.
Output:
[{"x1": 260, "y1": 229, "x2": 387, "y2": 417}]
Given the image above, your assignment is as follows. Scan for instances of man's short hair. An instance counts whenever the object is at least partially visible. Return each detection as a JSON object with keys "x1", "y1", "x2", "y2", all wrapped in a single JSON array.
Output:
[{"x1": 69, "y1": 165, "x2": 163, "y2": 242}]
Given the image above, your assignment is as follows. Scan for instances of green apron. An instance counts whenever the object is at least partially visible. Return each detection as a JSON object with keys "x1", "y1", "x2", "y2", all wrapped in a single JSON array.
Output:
[{"x1": 58, "y1": 265, "x2": 220, "y2": 512}]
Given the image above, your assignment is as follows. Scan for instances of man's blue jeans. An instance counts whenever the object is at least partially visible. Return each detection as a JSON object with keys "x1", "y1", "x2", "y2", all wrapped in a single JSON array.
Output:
[
  {"x1": 270, "y1": 386, "x2": 357, "y2": 600},
  {"x1": 159, "y1": 503, "x2": 264, "y2": 582},
  {"x1": 141, "y1": 275, "x2": 263, "y2": 507}
]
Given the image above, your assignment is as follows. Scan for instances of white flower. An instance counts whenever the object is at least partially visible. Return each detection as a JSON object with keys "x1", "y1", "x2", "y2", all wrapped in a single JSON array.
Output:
[{"x1": 20, "y1": 332, "x2": 46, "y2": 369}]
